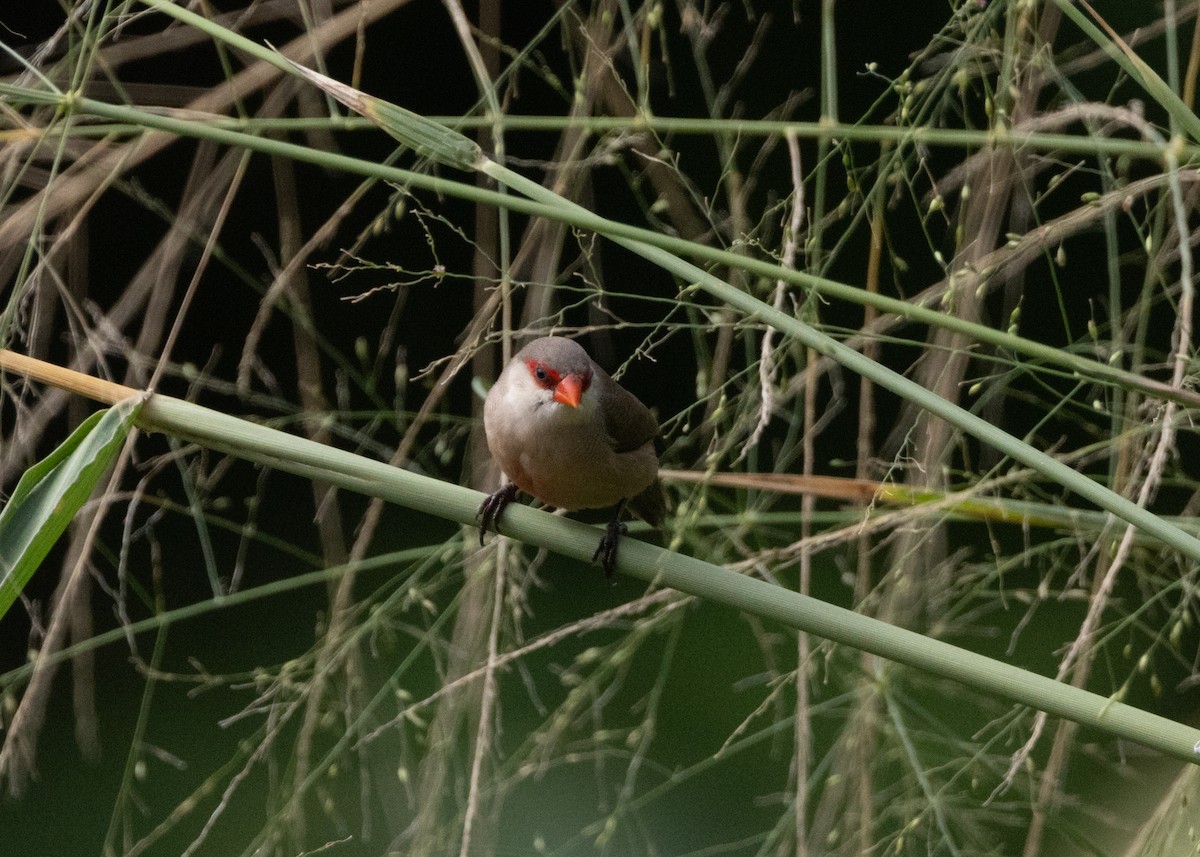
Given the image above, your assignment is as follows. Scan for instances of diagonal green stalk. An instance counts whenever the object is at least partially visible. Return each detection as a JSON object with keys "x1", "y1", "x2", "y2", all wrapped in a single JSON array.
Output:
[
  {"x1": 6, "y1": 346, "x2": 1198, "y2": 762},
  {"x1": 101, "y1": 388, "x2": 1200, "y2": 766}
]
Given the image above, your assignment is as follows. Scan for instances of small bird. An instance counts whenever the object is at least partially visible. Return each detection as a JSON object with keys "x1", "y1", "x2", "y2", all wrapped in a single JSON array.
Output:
[{"x1": 478, "y1": 336, "x2": 665, "y2": 576}]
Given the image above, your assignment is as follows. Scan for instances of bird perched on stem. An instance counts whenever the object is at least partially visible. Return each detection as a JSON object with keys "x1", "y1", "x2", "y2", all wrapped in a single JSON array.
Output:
[{"x1": 478, "y1": 336, "x2": 665, "y2": 577}]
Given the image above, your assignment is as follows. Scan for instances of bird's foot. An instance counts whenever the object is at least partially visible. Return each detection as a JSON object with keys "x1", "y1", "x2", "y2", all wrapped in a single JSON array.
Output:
[
  {"x1": 591, "y1": 519, "x2": 629, "y2": 579},
  {"x1": 478, "y1": 483, "x2": 519, "y2": 546}
]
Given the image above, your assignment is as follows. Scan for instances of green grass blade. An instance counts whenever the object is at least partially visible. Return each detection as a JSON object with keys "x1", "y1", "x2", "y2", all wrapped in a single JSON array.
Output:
[{"x1": 0, "y1": 397, "x2": 142, "y2": 620}]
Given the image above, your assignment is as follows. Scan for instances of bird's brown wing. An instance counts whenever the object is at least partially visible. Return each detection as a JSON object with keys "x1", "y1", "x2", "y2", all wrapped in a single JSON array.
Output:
[
  {"x1": 597, "y1": 366, "x2": 666, "y2": 527},
  {"x1": 598, "y1": 369, "x2": 659, "y2": 453}
]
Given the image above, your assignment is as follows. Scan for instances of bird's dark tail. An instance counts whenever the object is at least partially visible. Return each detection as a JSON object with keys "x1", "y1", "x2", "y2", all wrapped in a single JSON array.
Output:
[{"x1": 628, "y1": 478, "x2": 667, "y2": 529}]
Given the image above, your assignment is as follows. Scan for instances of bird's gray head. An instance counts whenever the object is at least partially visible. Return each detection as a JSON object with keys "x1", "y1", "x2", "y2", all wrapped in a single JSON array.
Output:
[{"x1": 513, "y1": 337, "x2": 595, "y2": 410}]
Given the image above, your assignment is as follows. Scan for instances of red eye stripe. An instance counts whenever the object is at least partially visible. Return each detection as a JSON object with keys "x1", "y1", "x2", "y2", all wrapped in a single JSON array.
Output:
[{"x1": 526, "y1": 359, "x2": 561, "y2": 389}]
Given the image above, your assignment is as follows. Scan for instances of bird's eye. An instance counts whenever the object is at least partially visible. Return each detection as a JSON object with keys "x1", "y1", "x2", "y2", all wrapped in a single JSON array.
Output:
[{"x1": 527, "y1": 360, "x2": 558, "y2": 388}]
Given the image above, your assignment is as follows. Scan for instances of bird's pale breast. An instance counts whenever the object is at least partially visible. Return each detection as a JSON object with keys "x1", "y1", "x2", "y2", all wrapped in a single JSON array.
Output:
[{"x1": 484, "y1": 371, "x2": 657, "y2": 511}]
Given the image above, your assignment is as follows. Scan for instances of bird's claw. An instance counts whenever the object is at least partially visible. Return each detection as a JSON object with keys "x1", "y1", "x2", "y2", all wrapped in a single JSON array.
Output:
[
  {"x1": 592, "y1": 519, "x2": 629, "y2": 579},
  {"x1": 478, "y1": 483, "x2": 518, "y2": 546}
]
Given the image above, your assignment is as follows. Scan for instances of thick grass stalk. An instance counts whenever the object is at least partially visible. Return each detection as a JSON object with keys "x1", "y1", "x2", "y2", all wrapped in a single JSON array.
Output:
[{"x1": 3, "y1": 349, "x2": 1200, "y2": 765}]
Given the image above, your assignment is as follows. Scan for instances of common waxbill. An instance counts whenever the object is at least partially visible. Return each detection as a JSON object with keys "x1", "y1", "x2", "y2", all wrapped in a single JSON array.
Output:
[{"x1": 478, "y1": 336, "x2": 665, "y2": 576}]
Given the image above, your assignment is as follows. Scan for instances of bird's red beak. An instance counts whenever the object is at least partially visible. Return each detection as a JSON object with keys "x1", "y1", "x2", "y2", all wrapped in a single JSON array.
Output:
[{"x1": 553, "y1": 373, "x2": 585, "y2": 408}]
